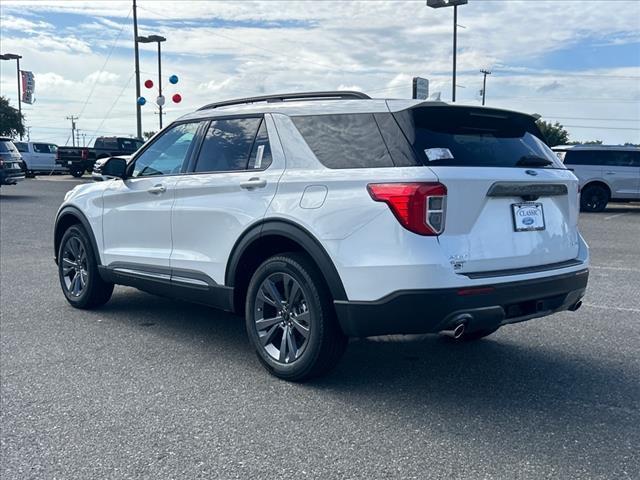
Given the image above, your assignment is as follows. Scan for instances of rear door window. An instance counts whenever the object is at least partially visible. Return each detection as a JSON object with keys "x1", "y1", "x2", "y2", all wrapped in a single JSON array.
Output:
[
  {"x1": 14, "y1": 142, "x2": 28, "y2": 152},
  {"x1": 33, "y1": 143, "x2": 57, "y2": 154},
  {"x1": 292, "y1": 114, "x2": 394, "y2": 169},
  {"x1": 194, "y1": 117, "x2": 262, "y2": 173},
  {"x1": 393, "y1": 106, "x2": 564, "y2": 169},
  {"x1": 247, "y1": 119, "x2": 273, "y2": 170}
]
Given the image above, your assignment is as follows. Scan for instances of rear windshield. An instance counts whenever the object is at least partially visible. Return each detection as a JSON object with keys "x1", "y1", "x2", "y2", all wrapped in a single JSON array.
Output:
[
  {"x1": 393, "y1": 106, "x2": 564, "y2": 169},
  {"x1": 0, "y1": 141, "x2": 18, "y2": 153}
]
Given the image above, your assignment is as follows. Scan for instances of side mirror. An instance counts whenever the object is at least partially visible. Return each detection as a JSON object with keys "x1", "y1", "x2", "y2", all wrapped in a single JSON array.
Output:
[{"x1": 95, "y1": 157, "x2": 127, "y2": 181}]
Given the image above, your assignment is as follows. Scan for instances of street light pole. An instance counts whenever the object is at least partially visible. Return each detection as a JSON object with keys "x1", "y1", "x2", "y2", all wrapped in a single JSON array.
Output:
[
  {"x1": 137, "y1": 34, "x2": 166, "y2": 130},
  {"x1": 480, "y1": 69, "x2": 491, "y2": 105},
  {"x1": 133, "y1": 0, "x2": 142, "y2": 139},
  {"x1": 0, "y1": 53, "x2": 24, "y2": 139},
  {"x1": 452, "y1": 5, "x2": 457, "y2": 103},
  {"x1": 427, "y1": 0, "x2": 468, "y2": 103},
  {"x1": 157, "y1": 40, "x2": 163, "y2": 129}
]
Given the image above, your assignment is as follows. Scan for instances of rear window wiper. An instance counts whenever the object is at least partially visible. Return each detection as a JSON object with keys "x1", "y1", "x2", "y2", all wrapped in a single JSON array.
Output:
[{"x1": 516, "y1": 155, "x2": 553, "y2": 167}]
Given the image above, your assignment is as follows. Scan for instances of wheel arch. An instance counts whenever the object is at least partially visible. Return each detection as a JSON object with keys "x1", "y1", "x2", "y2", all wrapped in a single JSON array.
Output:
[
  {"x1": 582, "y1": 180, "x2": 611, "y2": 197},
  {"x1": 226, "y1": 219, "x2": 347, "y2": 313},
  {"x1": 54, "y1": 206, "x2": 101, "y2": 266}
]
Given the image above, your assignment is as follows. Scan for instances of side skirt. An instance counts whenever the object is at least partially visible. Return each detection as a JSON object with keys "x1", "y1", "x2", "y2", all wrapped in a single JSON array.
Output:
[{"x1": 98, "y1": 263, "x2": 235, "y2": 312}]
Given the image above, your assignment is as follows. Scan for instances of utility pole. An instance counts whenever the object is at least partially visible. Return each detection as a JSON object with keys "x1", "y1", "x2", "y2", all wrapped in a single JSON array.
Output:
[
  {"x1": 66, "y1": 115, "x2": 78, "y2": 147},
  {"x1": 25, "y1": 126, "x2": 31, "y2": 141},
  {"x1": 452, "y1": 4, "x2": 458, "y2": 102},
  {"x1": 480, "y1": 69, "x2": 491, "y2": 106},
  {"x1": 133, "y1": 0, "x2": 142, "y2": 139}
]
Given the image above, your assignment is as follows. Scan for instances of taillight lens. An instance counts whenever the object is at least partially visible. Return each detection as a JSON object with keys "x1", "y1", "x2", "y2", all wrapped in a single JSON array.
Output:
[{"x1": 367, "y1": 182, "x2": 447, "y2": 235}]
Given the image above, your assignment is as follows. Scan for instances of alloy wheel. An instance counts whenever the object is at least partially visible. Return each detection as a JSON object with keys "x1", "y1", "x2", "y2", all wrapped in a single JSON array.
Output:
[
  {"x1": 254, "y1": 272, "x2": 311, "y2": 364},
  {"x1": 61, "y1": 236, "x2": 88, "y2": 297}
]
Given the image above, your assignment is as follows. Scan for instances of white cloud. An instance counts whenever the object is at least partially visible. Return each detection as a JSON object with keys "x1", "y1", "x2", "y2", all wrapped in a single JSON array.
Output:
[{"x1": 0, "y1": 0, "x2": 638, "y2": 145}]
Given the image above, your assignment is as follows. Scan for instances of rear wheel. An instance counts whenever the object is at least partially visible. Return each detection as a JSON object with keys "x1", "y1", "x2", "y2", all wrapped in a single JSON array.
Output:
[
  {"x1": 580, "y1": 184, "x2": 609, "y2": 212},
  {"x1": 245, "y1": 253, "x2": 347, "y2": 381},
  {"x1": 58, "y1": 225, "x2": 114, "y2": 309}
]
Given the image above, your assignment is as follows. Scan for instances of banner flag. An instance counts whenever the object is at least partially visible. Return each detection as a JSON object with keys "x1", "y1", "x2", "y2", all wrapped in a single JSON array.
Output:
[{"x1": 20, "y1": 70, "x2": 35, "y2": 104}]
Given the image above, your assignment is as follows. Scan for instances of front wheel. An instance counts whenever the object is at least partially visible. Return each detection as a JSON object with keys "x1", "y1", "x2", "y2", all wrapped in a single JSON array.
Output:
[
  {"x1": 580, "y1": 185, "x2": 609, "y2": 212},
  {"x1": 245, "y1": 253, "x2": 347, "y2": 381},
  {"x1": 58, "y1": 225, "x2": 114, "y2": 309}
]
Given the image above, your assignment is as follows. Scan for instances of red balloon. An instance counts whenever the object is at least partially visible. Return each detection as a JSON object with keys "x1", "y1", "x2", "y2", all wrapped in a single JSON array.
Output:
[
  {"x1": 144, "y1": 79, "x2": 153, "y2": 89},
  {"x1": 172, "y1": 93, "x2": 182, "y2": 103}
]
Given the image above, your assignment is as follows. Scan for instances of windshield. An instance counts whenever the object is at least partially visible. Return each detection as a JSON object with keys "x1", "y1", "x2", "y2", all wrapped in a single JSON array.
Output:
[{"x1": 393, "y1": 106, "x2": 565, "y2": 169}]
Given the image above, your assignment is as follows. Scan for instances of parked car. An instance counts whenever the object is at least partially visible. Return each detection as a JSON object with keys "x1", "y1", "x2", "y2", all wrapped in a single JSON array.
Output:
[
  {"x1": 14, "y1": 141, "x2": 64, "y2": 176},
  {"x1": 553, "y1": 145, "x2": 640, "y2": 212},
  {"x1": 56, "y1": 136, "x2": 144, "y2": 177},
  {"x1": 0, "y1": 137, "x2": 26, "y2": 187},
  {"x1": 53, "y1": 91, "x2": 589, "y2": 381}
]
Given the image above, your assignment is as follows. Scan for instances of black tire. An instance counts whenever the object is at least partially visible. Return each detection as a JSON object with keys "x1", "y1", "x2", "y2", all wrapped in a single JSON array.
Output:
[
  {"x1": 25, "y1": 170, "x2": 36, "y2": 178},
  {"x1": 58, "y1": 225, "x2": 114, "y2": 309},
  {"x1": 245, "y1": 253, "x2": 347, "y2": 381},
  {"x1": 70, "y1": 168, "x2": 84, "y2": 178},
  {"x1": 580, "y1": 184, "x2": 609, "y2": 212}
]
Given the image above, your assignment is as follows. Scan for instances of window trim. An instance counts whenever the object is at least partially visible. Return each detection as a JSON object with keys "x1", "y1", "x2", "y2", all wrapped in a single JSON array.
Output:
[{"x1": 186, "y1": 114, "x2": 274, "y2": 176}]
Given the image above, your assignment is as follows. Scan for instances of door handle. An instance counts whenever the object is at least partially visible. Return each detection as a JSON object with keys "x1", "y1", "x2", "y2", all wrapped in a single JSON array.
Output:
[
  {"x1": 240, "y1": 178, "x2": 267, "y2": 190},
  {"x1": 605, "y1": 171, "x2": 616, "y2": 175},
  {"x1": 147, "y1": 184, "x2": 166, "y2": 194}
]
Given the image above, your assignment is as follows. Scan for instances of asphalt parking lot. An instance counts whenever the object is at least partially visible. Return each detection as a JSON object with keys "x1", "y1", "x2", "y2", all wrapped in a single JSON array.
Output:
[{"x1": 1, "y1": 177, "x2": 639, "y2": 479}]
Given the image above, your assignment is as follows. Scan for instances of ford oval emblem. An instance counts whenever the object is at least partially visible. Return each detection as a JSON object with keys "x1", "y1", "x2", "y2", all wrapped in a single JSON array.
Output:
[
  {"x1": 523, "y1": 217, "x2": 535, "y2": 226},
  {"x1": 525, "y1": 170, "x2": 538, "y2": 176}
]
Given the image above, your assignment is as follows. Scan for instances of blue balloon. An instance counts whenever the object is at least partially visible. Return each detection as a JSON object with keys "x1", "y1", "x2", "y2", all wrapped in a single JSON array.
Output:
[
  {"x1": 169, "y1": 74, "x2": 179, "y2": 84},
  {"x1": 137, "y1": 96, "x2": 146, "y2": 105}
]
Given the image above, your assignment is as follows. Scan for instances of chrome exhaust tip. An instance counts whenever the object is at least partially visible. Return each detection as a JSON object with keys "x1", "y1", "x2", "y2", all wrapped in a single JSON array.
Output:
[
  {"x1": 440, "y1": 323, "x2": 466, "y2": 339},
  {"x1": 568, "y1": 300, "x2": 583, "y2": 312}
]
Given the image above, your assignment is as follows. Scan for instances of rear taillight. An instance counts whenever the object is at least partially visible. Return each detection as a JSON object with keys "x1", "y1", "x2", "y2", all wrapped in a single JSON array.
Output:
[
  {"x1": 367, "y1": 182, "x2": 447, "y2": 236},
  {"x1": 81, "y1": 148, "x2": 88, "y2": 160}
]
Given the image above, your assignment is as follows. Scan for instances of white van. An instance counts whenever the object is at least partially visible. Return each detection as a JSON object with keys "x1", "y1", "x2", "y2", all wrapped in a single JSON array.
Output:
[
  {"x1": 13, "y1": 142, "x2": 66, "y2": 176},
  {"x1": 553, "y1": 145, "x2": 640, "y2": 211}
]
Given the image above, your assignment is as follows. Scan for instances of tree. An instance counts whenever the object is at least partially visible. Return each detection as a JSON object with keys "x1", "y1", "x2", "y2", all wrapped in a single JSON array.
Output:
[
  {"x1": 143, "y1": 131, "x2": 156, "y2": 140},
  {"x1": 568, "y1": 139, "x2": 603, "y2": 145},
  {"x1": 0, "y1": 96, "x2": 24, "y2": 138},
  {"x1": 536, "y1": 120, "x2": 569, "y2": 147}
]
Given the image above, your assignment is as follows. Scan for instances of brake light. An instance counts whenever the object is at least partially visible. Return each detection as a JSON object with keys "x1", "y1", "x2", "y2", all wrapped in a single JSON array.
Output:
[
  {"x1": 367, "y1": 182, "x2": 447, "y2": 235},
  {"x1": 81, "y1": 148, "x2": 88, "y2": 160}
]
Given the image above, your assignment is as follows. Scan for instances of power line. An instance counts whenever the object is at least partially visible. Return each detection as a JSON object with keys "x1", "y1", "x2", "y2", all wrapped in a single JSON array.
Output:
[
  {"x1": 77, "y1": 8, "x2": 132, "y2": 119},
  {"x1": 88, "y1": 71, "x2": 136, "y2": 142},
  {"x1": 563, "y1": 124, "x2": 640, "y2": 131}
]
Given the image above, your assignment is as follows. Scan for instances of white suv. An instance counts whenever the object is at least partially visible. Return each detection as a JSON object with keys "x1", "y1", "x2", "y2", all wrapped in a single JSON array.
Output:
[
  {"x1": 54, "y1": 92, "x2": 589, "y2": 381},
  {"x1": 553, "y1": 145, "x2": 640, "y2": 212}
]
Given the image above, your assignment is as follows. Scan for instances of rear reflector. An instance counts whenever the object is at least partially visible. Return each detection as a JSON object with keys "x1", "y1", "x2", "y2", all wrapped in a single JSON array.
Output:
[
  {"x1": 367, "y1": 182, "x2": 447, "y2": 236},
  {"x1": 457, "y1": 287, "x2": 495, "y2": 296}
]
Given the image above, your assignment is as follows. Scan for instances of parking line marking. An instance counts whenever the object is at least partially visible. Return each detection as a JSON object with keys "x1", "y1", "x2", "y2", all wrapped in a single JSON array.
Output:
[
  {"x1": 591, "y1": 265, "x2": 640, "y2": 273},
  {"x1": 583, "y1": 303, "x2": 640, "y2": 313},
  {"x1": 604, "y1": 213, "x2": 627, "y2": 220}
]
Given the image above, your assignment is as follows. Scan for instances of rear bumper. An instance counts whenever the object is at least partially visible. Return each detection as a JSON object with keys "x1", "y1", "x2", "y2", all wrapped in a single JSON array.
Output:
[
  {"x1": 334, "y1": 269, "x2": 588, "y2": 337},
  {"x1": 0, "y1": 170, "x2": 26, "y2": 185}
]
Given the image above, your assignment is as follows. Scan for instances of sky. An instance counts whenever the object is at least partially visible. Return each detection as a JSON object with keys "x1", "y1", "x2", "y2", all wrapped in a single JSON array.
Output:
[{"x1": 0, "y1": 0, "x2": 639, "y2": 146}]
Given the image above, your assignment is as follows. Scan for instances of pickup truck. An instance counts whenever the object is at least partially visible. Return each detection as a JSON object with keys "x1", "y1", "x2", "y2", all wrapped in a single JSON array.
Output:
[{"x1": 56, "y1": 136, "x2": 144, "y2": 177}]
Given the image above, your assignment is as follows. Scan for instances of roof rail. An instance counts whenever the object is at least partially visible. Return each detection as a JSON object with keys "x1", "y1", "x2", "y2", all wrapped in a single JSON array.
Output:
[{"x1": 197, "y1": 91, "x2": 371, "y2": 111}]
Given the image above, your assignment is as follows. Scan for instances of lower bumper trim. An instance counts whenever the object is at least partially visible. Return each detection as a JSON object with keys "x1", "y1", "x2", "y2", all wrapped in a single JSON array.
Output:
[{"x1": 334, "y1": 269, "x2": 588, "y2": 337}]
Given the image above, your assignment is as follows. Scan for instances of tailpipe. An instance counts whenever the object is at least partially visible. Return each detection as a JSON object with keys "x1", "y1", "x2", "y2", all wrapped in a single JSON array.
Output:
[
  {"x1": 440, "y1": 322, "x2": 466, "y2": 339},
  {"x1": 568, "y1": 300, "x2": 582, "y2": 312},
  {"x1": 439, "y1": 313, "x2": 472, "y2": 339}
]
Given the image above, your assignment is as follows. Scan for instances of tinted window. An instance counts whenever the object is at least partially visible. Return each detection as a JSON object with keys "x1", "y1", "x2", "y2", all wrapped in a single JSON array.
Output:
[
  {"x1": 132, "y1": 122, "x2": 200, "y2": 177},
  {"x1": 96, "y1": 138, "x2": 118, "y2": 149},
  {"x1": 292, "y1": 114, "x2": 394, "y2": 169},
  {"x1": 0, "y1": 141, "x2": 18, "y2": 153},
  {"x1": 195, "y1": 117, "x2": 261, "y2": 173},
  {"x1": 248, "y1": 120, "x2": 272, "y2": 170},
  {"x1": 14, "y1": 142, "x2": 28, "y2": 152},
  {"x1": 33, "y1": 143, "x2": 57, "y2": 154},
  {"x1": 374, "y1": 113, "x2": 420, "y2": 167},
  {"x1": 393, "y1": 106, "x2": 564, "y2": 168},
  {"x1": 564, "y1": 150, "x2": 639, "y2": 167},
  {"x1": 118, "y1": 138, "x2": 143, "y2": 152}
]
